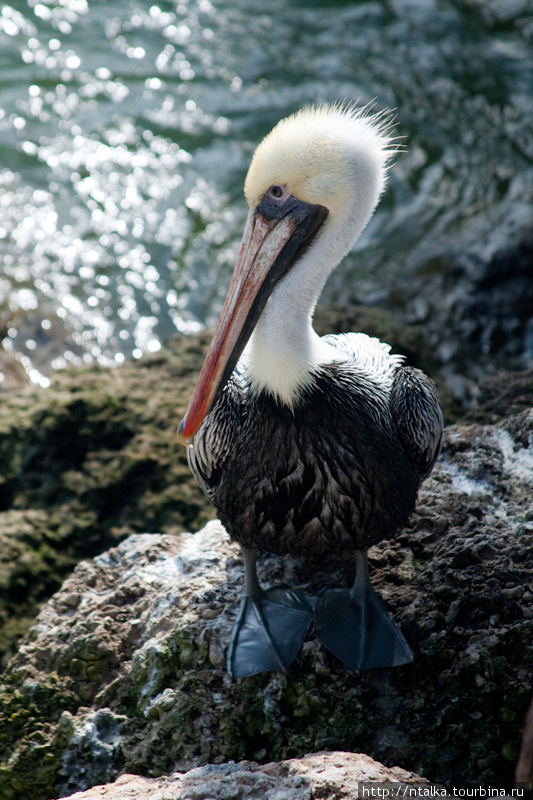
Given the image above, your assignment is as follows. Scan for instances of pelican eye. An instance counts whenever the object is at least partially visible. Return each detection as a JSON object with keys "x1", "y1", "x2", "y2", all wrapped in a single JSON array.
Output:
[{"x1": 269, "y1": 185, "x2": 283, "y2": 199}]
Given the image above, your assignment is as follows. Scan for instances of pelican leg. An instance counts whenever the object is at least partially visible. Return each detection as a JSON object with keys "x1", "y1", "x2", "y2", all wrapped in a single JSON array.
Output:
[
  {"x1": 314, "y1": 551, "x2": 412, "y2": 671},
  {"x1": 227, "y1": 547, "x2": 313, "y2": 679}
]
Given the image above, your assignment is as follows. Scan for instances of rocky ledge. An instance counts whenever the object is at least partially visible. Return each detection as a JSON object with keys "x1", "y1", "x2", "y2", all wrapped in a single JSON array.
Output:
[
  {"x1": 61, "y1": 751, "x2": 434, "y2": 800},
  {"x1": 0, "y1": 399, "x2": 531, "y2": 798}
]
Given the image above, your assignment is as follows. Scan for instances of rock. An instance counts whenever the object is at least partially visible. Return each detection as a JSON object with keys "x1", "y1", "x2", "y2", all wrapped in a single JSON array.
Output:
[
  {"x1": 400, "y1": 202, "x2": 533, "y2": 406},
  {"x1": 462, "y1": 369, "x2": 533, "y2": 425},
  {"x1": 59, "y1": 751, "x2": 433, "y2": 800},
  {"x1": 0, "y1": 330, "x2": 216, "y2": 668},
  {"x1": 0, "y1": 408, "x2": 531, "y2": 798}
]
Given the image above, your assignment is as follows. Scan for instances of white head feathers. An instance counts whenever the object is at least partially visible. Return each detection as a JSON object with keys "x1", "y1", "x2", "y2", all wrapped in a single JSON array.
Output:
[{"x1": 244, "y1": 103, "x2": 397, "y2": 223}]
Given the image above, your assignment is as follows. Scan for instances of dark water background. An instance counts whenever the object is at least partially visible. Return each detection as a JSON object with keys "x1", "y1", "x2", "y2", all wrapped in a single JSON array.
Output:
[{"x1": 0, "y1": 0, "x2": 532, "y2": 399}]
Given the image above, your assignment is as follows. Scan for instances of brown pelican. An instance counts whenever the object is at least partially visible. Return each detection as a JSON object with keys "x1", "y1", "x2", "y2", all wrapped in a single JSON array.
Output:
[{"x1": 178, "y1": 104, "x2": 443, "y2": 678}]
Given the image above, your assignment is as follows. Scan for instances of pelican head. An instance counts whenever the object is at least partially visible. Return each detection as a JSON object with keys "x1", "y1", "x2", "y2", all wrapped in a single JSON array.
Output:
[
  {"x1": 245, "y1": 103, "x2": 394, "y2": 222},
  {"x1": 179, "y1": 103, "x2": 396, "y2": 444}
]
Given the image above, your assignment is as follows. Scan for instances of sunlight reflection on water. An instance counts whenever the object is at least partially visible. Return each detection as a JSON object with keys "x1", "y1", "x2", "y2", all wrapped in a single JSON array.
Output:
[{"x1": 0, "y1": 0, "x2": 532, "y2": 387}]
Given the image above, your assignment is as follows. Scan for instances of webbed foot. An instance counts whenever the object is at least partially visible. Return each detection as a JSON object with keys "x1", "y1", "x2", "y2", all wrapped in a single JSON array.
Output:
[
  {"x1": 314, "y1": 551, "x2": 412, "y2": 671},
  {"x1": 227, "y1": 545, "x2": 313, "y2": 678},
  {"x1": 227, "y1": 586, "x2": 313, "y2": 678}
]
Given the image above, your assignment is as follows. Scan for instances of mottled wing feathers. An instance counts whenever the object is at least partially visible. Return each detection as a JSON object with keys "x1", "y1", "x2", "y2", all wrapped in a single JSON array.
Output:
[
  {"x1": 187, "y1": 368, "x2": 245, "y2": 503},
  {"x1": 390, "y1": 366, "x2": 444, "y2": 480},
  {"x1": 323, "y1": 332, "x2": 404, "y2": 381}
]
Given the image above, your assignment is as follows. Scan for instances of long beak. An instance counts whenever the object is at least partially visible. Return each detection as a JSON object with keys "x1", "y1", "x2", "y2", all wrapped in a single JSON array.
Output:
[{"x1": 178, "y1": 198, "x2": 327, "y2": 445}]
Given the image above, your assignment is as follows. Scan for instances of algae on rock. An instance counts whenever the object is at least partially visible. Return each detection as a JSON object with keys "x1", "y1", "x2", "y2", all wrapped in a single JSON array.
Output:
[{"x1": 0, "y1": 331, "x2": 215, "y2": 668}]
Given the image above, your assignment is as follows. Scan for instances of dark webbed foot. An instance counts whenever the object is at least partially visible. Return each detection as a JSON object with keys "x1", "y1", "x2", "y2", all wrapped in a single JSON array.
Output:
[
  {"x1": 227, "y1": 587, "x2": 313, "y2": 678},
  {"x1": 314, "y1": 551, "x2": 412, "y2": 671},
  {"x1": 227, "y1": 548, "x2": 313, "y2": 679}
]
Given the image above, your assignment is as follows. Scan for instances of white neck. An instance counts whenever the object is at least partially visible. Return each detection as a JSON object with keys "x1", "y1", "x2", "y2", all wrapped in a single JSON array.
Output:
[
  {"x1": 246, "y1": 273, "x2": 332, "y2": 407},
  {"x1": 244, "y1": 201, "x2": 371, "y2": 406}
]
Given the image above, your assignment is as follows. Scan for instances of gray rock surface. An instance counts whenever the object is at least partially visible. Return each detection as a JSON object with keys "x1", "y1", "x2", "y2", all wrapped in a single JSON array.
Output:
[
  {"x1": 59, "y1": 751, "x2": 433, "y2": 800},
  {"x1": 0, "y1": 408, "x2": 531, "y2": 798}
]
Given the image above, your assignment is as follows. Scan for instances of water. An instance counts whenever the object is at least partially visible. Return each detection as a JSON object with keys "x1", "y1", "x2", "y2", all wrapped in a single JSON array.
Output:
[{"x1": 0, "y1": 0, "x2": 532, "y2": 390}]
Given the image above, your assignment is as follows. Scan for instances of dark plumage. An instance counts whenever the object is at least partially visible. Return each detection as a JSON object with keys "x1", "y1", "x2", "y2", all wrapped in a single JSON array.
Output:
[{"x1": 189, "y1": 361, "x2": 441, "y2": 557}]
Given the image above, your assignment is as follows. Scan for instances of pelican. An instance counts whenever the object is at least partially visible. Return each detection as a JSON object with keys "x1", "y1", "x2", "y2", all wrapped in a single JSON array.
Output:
[{"x1": 178, "y1": 104, "x2": 443, "y2": 678}]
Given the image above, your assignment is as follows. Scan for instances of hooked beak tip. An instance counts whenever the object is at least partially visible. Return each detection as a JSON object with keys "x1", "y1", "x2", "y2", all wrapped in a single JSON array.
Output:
[{"x1": 177, "y1": 418, "x2": 191, "y2": 447}]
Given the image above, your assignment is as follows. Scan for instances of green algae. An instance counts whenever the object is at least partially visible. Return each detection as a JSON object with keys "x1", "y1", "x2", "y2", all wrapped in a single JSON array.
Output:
[{"x1": 0, "y1": 331, "x2": 216, "y2": 669}]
